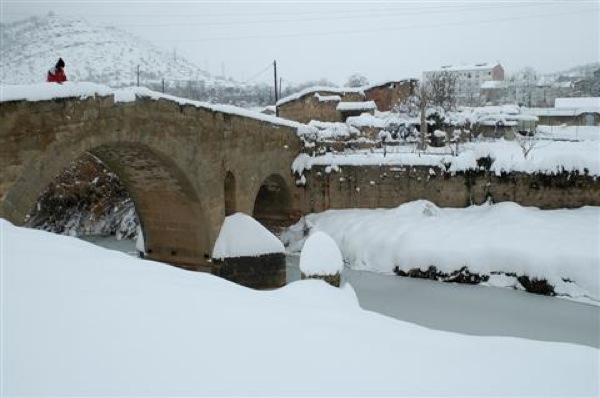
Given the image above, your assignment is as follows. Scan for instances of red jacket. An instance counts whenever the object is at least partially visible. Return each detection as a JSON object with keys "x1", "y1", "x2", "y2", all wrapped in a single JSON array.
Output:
[{"x1": 47, "y1": 67, "x2": 67, "y2": 83}]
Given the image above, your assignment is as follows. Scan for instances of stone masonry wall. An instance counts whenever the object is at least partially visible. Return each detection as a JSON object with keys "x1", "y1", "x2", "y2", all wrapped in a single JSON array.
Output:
[
  {"x1": 300, "y1": 165, "x2": 600, "y2": 213},
  {"x1": 278, "y1": 91, "x2": 365, "y2": 124}
]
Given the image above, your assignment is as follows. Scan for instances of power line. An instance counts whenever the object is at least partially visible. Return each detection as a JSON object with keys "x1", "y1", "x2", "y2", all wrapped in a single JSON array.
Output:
[
  {"x1": 1, "y1": 1, "x2": 575, "y2": 19},
  {"x1": 74, "y1": 2, "x2": 565, "y2": 28},
  {"x1": 150, "y1": 8, "x2": 597, "y2": 43},
  {"x1": 242, "y1": 61, "x2": 273, "y2": 84}
]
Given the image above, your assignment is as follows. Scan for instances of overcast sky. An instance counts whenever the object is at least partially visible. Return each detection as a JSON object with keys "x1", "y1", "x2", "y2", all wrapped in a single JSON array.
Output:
[{"x1": 2, "y1": 0, "x2": 599, "y2": 86}]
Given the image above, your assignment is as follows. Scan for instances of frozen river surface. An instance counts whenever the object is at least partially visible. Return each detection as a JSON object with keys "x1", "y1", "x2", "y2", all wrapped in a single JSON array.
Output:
[{"x1": 82, "y1": 236, "x2": 600, "y2": 348}]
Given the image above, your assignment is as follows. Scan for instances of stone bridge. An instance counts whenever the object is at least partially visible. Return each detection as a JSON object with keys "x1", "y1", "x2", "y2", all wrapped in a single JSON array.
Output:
[{"x1": 0, "y1": 89, "x2": 303, "y2": 270}]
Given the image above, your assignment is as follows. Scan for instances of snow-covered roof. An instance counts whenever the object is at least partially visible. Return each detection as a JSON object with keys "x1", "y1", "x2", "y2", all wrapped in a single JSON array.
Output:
[
  {"x1": 315, "y1": 93, "x2": 342, "y2": 102},
  {"x1": 425, "y1": 62, "x2": 501, "y2": 73},
  {"x1": 555, "y1": 97, "x2": 600, "y2": 110},
  {"x1": 361, "y1": 78, "x2": 418, "y2": 91},
  {"x1": 276, "y1": 86, "x2": 365, "y2": 107},
  {"x1": 212, "y1": 213, "x2": 284, "y2": 259},
  {"x1": 300, "y1": 231, "x2": 344, "y2": 276},
  {"x1": 527, "y1": 108, "x2": 580, "y2": 117},
  {"x1": 336, "y1": 101, "x2": 377, "y2": 112},
  {"x1": 0, "y1": 82, "x2": 305, "y2": 131}
]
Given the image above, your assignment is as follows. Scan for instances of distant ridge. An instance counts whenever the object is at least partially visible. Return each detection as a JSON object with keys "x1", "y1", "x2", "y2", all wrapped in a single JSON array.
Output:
[{"x1": 0, "y1": 13, "x2": 239, "y2": 88}]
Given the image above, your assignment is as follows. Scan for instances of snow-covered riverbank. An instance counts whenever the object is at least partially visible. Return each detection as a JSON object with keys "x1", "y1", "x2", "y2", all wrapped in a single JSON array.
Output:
[
  {"x1": 283, "y1": 200, "x2": 600, "y2": 304},
  {"x1": 2, "y1": 220, "x2": 598, "y2": 395}
]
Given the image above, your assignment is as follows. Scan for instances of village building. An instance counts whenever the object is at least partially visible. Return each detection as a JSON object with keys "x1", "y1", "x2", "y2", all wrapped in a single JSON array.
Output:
[
  {"x1": 423, "y1": 62, "x2": 504, "y2": 106},
  {"x1": 276, "y1": 79, "x2": 417, "y2": 123},
  {"x1": 527, "y1": 97, "x2": 600, "y2": 126}
]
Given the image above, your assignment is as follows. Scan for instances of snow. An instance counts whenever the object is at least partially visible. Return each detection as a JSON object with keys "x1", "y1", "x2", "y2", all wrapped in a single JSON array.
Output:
[
  {"x1": 314, "y1": 93, "x2": 341, "y2": 102},
  {"x1": 538, "y1": 125, "x2": 600, "y2": 141},
  {"x1": 212, "y1": 212, "x2": 284, "y2": 259},
  {"x1": 0, "y1": 14, "x2": 237, "y2": 89},
  {"x1": 0, "y1": 81, "x2": 113, "y2": 102},
  {"x1": 304, "y1": 120, "x2": 359, "y2": 139},
  {"x1": 346, "y1": 113, "x2": 387, "y2": 128},
  {"x1": 276, "y1": 86, "x2": 365, "y2": 107},
  {"x1": 292, "y1": 138, "x2": 600, "y2": 177},
  {"x1": 0, "y1": 83, "x2": 306, "y2": 131},
  {"x1": 299, "y1": 231, "x2": 344, "y2": 276},
  {"x1": 286, "y1": 201, "x2": 600, "y2": 303},
  {"x1": 336, "y1": 100, "x2": 376, "y2": 112},
  {"x1": 555, "y1": 97, "x2": 600, "y2": 109},
  {"x1": 425, "y1": 61, "x2": 501, "y2": 73},
  {"x1": 2, "y1": 219, "x2": 598, "y2": 395}
]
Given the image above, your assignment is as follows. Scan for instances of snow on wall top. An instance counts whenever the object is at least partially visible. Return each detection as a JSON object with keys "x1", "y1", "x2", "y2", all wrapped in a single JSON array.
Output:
[
  {"x1": 555, "y1": 97, "x2": 600, "y2": 110},
  {"x1": 212, "y1": 213, "x2": 284, "y2": 259},
  {"x1": 300, "y1": 231, "x2": 344, "y2": 276},
  {"x1": 336, "y1": 101, "x2": 377, "y2": 112},
  {"x1": 292, "y1": 139, "x2": 600, "y2": 177},
  {"x1": 0, "y1": 82, "x2": 305, "y2": 131},
  {"x1": 276, "y1": 86, "x2": 365, "y2": 107},
  {"x1": 0, "y1": 82, "x2": 114, "y2": 102}
]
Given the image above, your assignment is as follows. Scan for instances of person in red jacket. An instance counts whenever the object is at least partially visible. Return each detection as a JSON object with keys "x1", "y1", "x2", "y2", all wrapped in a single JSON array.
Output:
[{"x1": 47, "y1": 58, "x2": 67, "y2": 83}]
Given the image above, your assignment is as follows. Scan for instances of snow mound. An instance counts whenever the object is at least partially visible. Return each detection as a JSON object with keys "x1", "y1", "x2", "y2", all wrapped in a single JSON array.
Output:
[
  {"x1": 300, "y1": 231, "x2": 344, "y2": 276},
  {"x1": 2, "y1": 218, "x2": 598, "y2": 396},
  {"x1": 212, "y1": 213, "x2": 284, "y2": 259}
]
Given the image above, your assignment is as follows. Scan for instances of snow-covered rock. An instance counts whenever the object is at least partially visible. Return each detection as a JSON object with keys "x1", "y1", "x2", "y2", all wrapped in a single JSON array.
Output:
[
  {"x1": 300, "y1": 231, "x2": 344, "y2": 276},
  {"x1": 212, "y1": 213, "x2": 284, "y2": 259}
]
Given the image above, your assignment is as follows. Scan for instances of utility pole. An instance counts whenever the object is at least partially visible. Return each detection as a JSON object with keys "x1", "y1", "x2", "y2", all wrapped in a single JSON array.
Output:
[
  {"x1": 273, "y1": 60, "x2": 279, "y2": 117},
  {"x1": 136, "y1": 65, "x2": 140, "y2": 87},
  {"x1": 419, "y1": 83, "x2": 427, "y2": 150}
]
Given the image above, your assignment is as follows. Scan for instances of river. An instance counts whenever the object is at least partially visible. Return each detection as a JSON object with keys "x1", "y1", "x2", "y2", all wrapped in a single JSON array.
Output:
[{"x1": 81, "y1": 235, "x2": 600, "y2": 348}]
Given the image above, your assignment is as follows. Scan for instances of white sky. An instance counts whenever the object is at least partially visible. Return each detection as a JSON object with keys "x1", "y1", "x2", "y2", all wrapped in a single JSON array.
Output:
[{"x1": 1, "y1": 0, "x2": 599, "y2": 86}]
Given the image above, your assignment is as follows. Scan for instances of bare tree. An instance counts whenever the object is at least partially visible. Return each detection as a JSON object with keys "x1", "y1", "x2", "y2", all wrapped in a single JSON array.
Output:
[
  {"x1": 424, "y1": 70, "x2": 457, "y2": 112},
  {"x1": 514, "y1": 129, "x2": 545, "y2": 159},
  {"x1": 345, "y1": 73, "x2": 369, "y2": 87}
]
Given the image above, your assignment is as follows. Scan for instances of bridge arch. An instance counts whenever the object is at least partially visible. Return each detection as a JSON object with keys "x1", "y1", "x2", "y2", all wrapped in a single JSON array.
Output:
[
  {"x1": 3, "y1": 137, "x2": 211, "y2": 270},
  {"x1": 252, "y1": 173, "x2": 295, "y2": 232}
]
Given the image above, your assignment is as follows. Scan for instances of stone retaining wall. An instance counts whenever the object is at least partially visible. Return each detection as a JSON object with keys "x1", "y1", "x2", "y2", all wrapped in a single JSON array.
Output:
[{"x1": 300, "y1": 165, "x2": 600, "y2": 213}]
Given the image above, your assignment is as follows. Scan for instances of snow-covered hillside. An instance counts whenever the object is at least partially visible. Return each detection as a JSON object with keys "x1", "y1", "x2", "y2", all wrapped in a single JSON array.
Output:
[{"x1": 0, "y1": 14, "x2": 236, "y2": 88}]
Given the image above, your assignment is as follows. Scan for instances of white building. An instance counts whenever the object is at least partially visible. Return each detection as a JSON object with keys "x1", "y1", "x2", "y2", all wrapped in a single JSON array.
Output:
[{"x1": 423, "y1": 62, "x2": 505, "y2": 106}]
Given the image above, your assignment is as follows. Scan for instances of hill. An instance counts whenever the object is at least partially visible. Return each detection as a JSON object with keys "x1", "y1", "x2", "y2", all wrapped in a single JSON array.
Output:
[{"x1": 0, "y1": 13, "x2": 236, "y2": 88}]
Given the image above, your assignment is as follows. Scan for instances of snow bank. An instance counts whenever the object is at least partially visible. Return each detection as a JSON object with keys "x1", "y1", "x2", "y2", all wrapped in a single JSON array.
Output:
[
  {"x1": 212, "y1": 213, "x2": 284, "y2": 259},
  {"x1": 2, "y1": 219, "x2": 598, "y2": 396},
  {"x1": 287, "y1": 201, "x2": 600, "y2": 302},
  {"x1": 300, "y1": 231, "x2": 343, "y2": 276}
]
